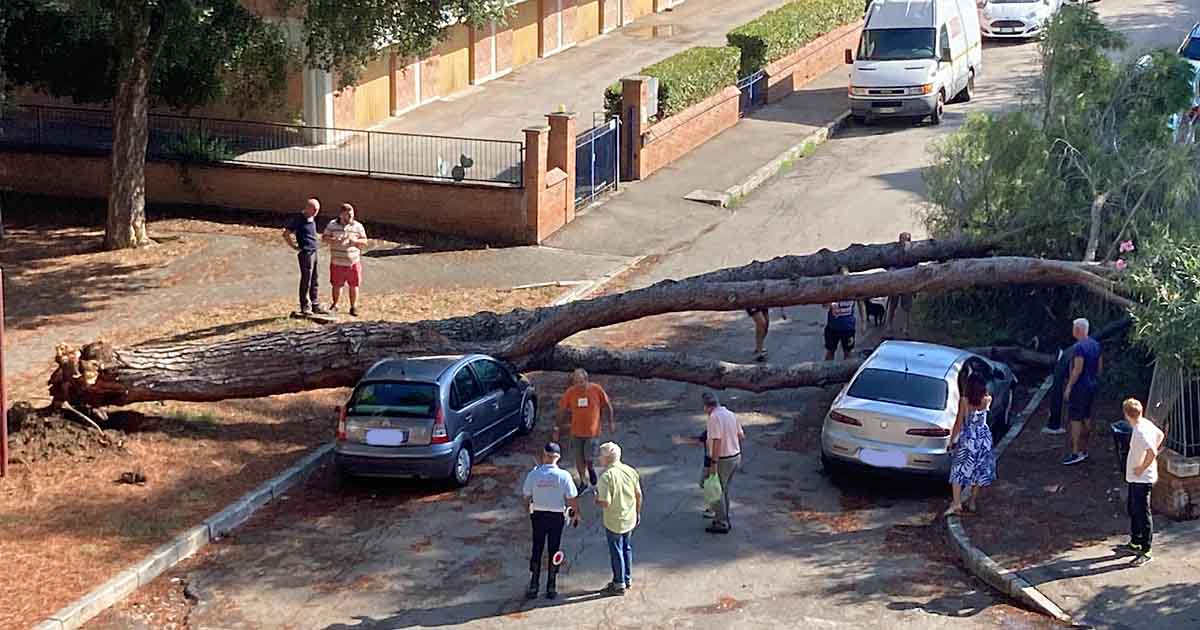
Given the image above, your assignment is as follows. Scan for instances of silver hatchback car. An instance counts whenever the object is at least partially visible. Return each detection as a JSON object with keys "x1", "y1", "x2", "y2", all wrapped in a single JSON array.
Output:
[
  {"x1": 334, "y1": 354, "x2": 538, "y2": 486},
  {"x1": 820, "y1": 341, "x2": 1015, "y2": 477}
]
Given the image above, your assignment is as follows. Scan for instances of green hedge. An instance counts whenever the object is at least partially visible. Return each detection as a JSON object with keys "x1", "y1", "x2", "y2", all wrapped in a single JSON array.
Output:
[
  {"x1": 642, "y1": 46, "x2": 741, "y2": 120},
  {"x1": 727, "y1": 0, "x2": 862, "y2": 77}
]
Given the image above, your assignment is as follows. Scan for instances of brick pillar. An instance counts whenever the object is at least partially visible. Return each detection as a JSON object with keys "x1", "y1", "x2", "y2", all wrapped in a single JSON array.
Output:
[
  {"x1": 547, "y1": 111, "x2": 577, "y2": 222},
  {"x1": 523, "y1": 125, "x2": 550, "y2": 244},
  {"x1": 620, "y1": 75, "x2": 650, "y2": 180}
]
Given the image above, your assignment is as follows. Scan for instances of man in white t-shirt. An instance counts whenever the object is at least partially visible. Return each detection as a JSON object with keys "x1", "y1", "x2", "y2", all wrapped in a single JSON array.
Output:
[
  {"x1": 703, "y1": 391, "x2": 744, "y2": 534},
  {"x1": 322, "y1": 203, "x2": 368, "y2": 317},
  {"x1": 1121, "y1": 398, "x2": 1164, "y2": 564}
]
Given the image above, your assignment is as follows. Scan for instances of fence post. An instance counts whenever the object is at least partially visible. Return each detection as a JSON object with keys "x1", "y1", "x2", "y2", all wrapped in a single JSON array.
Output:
[
  {"x1": 1, "y1": 267, "x2": 7, "y2": 478},
  {"x1": 522, "y1": 125, "x2": 550, "y2": 245},
  {"x1": 35, "y1": 106, "x2": 43, "y2": 145},
  {"x1": 366, "y1": 131, "x2": 373, "y2": 175},
  {"x1": 620, "y1": 75, "x2": 650, "y2": 181},
  {"x1": 546, "y1": 111, "x2": 577, "y2": 222}
]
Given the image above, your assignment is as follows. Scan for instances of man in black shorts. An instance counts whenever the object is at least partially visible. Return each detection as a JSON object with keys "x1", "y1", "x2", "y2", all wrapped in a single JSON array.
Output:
[
  {"x1": 746, "y1": 308, "x2": 770, "y2": 362},
  {"x1": 824, "y1": 298, "x2": 864, "y2": 361}
]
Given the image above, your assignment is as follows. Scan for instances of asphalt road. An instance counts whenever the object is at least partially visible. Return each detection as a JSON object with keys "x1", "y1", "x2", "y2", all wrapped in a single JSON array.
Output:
[{"x1": 86, "y1": 1, "x2": 1197, "y2": 629}]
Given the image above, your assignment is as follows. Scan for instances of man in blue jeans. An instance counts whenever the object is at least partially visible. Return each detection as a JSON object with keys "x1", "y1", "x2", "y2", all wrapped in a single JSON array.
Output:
[
  {"x1": 595, "y1": 442, "x2": 642, "y2": 596},
  {"x1": 1063, "y1": 318, "x2": 1103, "y2": 465}
]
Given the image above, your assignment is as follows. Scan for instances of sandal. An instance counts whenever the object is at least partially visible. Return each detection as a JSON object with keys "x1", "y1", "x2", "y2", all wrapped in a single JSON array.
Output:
[{"x1": 943, "y1": 504, "x2": 963, "y2": 517}]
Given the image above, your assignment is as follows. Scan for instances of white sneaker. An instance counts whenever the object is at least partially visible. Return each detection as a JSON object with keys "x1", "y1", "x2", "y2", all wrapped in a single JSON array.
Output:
[{"x1": 1042, "y1": 426, "x2": 1067, "y2": 435}]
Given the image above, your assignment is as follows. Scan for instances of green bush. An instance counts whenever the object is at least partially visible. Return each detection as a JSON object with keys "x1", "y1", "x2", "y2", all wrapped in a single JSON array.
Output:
[
  {"x1": 727, "y1": 0, "x2": 862, "y2": 77},
  {"x1": 165, "y1": 130, "x2": 234, "y2": 163},
  {"x1": 603, "y1": 82, "x2": 622, "y2": 121},
  {"x1": 641, "y1": 46, "x2": 740, "y2": 120}
]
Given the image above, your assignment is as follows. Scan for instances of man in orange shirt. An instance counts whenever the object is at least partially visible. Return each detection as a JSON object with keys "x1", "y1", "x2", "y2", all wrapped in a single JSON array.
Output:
[{"x1": 555, "y1": 369, "x2": 615, "y2": 492}]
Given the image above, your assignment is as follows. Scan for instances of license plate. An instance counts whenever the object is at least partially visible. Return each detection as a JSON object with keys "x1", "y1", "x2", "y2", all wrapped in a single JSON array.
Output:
[
  {"x1": 998, "y1": 27, "x2": 1017, "y2": 33},
  {"x1": 877, "y1": 107, "x2": 898, "y2": 113},
  {"x1": 860, "y1": 448, "x2": 907, "y2": 468},
  {"x1": 365, "y1": 429, "x2": 407, "y2": 446}
]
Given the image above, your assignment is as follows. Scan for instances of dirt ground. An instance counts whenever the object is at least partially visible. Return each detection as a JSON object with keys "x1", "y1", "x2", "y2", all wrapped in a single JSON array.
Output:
[
  {"x1": 964, "y1": 396, "x2": 1134, "y2": 570},
  {"x1": 0, "y1": 203, "x2": 565, "y2": 630}
]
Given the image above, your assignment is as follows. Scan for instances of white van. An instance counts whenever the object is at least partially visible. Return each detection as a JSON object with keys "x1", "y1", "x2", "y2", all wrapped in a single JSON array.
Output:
[{"x1": 846, "y1": 0, "x2": 983, "y2": 124}]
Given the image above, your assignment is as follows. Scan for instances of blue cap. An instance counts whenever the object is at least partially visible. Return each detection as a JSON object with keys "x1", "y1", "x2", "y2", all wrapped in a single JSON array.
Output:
[{"x1": 544, "y1": 442, "x2": 561, "y2": 454}]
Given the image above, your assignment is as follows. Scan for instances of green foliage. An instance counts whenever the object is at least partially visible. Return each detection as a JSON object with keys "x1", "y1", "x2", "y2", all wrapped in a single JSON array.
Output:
[
  {"x1": 642, "y1": 46, "x2": 740, "y2": 120},
  {"x1": 1124, "y1": 231, "x2": 1200, "y2": 369},
  {"x1": 727, "y1": 0, "x2": 862, "y2": 77},
  {"x1": 604, "y1": 82, "x2": 622, "y2": 121},
  {"x1": 164, "y1": 131, "x2": 233, "y2": 163}
]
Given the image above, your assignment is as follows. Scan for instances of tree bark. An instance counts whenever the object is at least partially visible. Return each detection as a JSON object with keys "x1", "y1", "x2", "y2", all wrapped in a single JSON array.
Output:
[
  {"x1": 1083, "y1": 191, "x2": 1109, "y2": 262},
  {"x1": 50, "y1": 255, "x2": 1128, "y2": 408},
  {"x1": 104, "y1": 7, "x2": 160, "y2": 250}
]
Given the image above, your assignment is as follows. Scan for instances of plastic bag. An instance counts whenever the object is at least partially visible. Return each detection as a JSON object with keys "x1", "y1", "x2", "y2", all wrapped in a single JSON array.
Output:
[{"x1": 703, "y1": 473, "x2": 723, "y2": 505}]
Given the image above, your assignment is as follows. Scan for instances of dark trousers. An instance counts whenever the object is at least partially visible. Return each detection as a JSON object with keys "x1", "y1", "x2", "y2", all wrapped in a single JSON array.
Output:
[
  {"x1": 1128, "y1": 482, "x2": 1153, "y2": 549},
  {"x1": 297, "y1": 250, "x2": 320, "y2": 311},
  {"x1": 530, "y1": 511, "x2": 565, "y2": 572}
]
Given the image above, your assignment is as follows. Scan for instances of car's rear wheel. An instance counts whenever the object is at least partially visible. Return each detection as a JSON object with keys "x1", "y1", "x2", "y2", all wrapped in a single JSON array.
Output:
[
  {"x1": 956, "y1": 70, "x2": 975, "y2": 103},
  {"x1": 519, "y1": 398, "x2": 537, "y2": 435},
  {"x1": 820, "y1": 452, "x2": 842, "y2": 477},
  {"x1": 452, "y1": 445, "x2": 473, "y2": 487}
]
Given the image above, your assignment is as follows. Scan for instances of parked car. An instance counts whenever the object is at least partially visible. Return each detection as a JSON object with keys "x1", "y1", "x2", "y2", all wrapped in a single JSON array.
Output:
[
  {"x1": 978, "y1": 0, "x2": 1063, "y2": 40},
  {"x1": 334, "y1": 354, "x2": 538, "y2": 486},
  {"x1": 1170, "y1": 24, "x2": 1200, "y2": 144},
  {"x1": 820, "y1": 341, "x2": 1016, "y2": 477},
  {"x1": 846, "y1": 0, "x2": 983, "y2": 125}
]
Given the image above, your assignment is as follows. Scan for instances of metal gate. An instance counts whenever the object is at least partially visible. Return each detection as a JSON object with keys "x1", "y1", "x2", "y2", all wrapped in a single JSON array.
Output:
[
  {"x1": 737, "y1": 69, "x2": 768, "y2": 117},
  {"x1": 575, "y1": 115, "x2": 620, "y2": 207}
]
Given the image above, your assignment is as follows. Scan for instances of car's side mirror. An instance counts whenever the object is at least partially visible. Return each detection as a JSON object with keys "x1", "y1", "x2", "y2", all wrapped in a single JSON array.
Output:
[{"x1": 844, "y1": 49, "x2": 854, "y2": 65}]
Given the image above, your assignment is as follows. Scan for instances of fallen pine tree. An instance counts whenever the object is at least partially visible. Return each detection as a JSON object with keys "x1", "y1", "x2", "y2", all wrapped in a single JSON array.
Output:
[{"x1": 47, "y1": 238, "x2": 1129, "y2": 411}]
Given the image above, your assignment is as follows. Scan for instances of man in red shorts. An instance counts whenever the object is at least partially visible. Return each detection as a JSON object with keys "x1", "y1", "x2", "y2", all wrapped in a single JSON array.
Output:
[{"x1": 322, "y1": 203, "x2": 368, "y2": 317}]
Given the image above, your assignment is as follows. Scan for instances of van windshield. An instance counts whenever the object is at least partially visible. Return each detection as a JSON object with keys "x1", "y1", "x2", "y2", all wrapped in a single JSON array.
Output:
[
  {"x1": 348, "y1": 381, "x2": 438, "y2": 417},
  {"x1": 858, "y1": 28, "x2": 937, "y2": 61}
]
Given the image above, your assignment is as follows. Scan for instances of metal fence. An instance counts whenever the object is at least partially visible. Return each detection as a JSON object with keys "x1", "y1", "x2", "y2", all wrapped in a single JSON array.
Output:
[
  {"x1": 1147, "y1": 362, "x2": 1200, "y2": 457},
  {"x1": 737, "y1": 70, "x2": 768, "y2": 117},
  {"x1": 575, "y1": 114, "x2": 620, "y2": 208},
  {"x1": 0, "y1": 104, "x2": 525, "y2": 186}
]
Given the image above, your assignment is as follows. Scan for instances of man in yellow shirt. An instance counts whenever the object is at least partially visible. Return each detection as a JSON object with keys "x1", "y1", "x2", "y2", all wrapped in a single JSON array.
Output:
[
  {"x1": 555, "y1": 369, "x2": 615, "y2": 492},
  {"x1": 595, "y1": 442, "x2": 642, "y2": 596}
]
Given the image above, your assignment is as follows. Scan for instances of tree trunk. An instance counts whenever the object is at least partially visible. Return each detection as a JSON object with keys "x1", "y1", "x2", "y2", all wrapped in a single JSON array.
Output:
[
  {"x1": 49, "y1": 254, "x2": 1128, "y2": 408},
  {"x1": 1083, "y1": 191, "x2": 1109, "y2": 262},
  {"x1": 104, "y1": 9, "x2": 158, "y2": 250}
]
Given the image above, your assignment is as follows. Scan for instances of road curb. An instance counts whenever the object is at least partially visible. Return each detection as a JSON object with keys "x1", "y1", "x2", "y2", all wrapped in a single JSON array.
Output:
[
  {"x1": 719, "y1": 110, "x2": 851, "y2": 207},
  {"x1": 552, "y1": 255, "x2": 646, "y2": 305},
  {"x1": 36, "y1": 443, "x2": 333, "y2": 630},
  {"x1": 946, "y1": 376, "x2": 1074, "y2": 623}
]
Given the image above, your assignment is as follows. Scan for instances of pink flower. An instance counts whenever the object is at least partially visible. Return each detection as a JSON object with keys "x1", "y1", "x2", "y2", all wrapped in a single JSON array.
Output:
[
  {"x1": 1115, "y1": 259, "x2": 1128, "y2": 271},
  {"x1": 1119, "y1": 240, "x2": 1135, "y2": 253}
]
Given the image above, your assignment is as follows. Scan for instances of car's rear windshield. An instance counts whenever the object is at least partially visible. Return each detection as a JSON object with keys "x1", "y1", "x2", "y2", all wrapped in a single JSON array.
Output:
[
  {"x1": 1183, "y1": 38, "x2": 1200, "y2": 61},
  {"x1": 846, "y1": 368, "x2": 949, "y2": 411},
  {"x1": 348, "y1": 381, "x2": 438, "y2": 417}
]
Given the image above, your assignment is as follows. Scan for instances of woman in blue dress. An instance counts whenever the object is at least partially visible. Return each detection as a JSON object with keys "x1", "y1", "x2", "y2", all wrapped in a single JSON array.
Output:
[{"x1": 945, "y1": 370, "x2": 996, "y2": 516}]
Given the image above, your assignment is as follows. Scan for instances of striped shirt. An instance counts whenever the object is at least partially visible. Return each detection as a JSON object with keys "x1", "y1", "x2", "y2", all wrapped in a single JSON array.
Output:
[{"x1": 324, "y1": 219, "x2": 367, "y2": 266}]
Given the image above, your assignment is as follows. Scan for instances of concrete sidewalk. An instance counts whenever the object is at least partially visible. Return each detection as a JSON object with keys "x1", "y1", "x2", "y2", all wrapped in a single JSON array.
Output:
[
  {"x1": 1019, "y1": 521, "x2": 1200, "y2": 629},
  {"x1": 545, "y1": 67, "x2": 849, "y2": 258},
  {"x1": 380, "y1": 0, "x2": 794, "y2": 139}
]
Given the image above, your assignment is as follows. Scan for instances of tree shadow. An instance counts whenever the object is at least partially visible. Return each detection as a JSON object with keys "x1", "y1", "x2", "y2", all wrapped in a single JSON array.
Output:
[
  {"x1": 321, "y1": 591, "x2": 613, "y2": 629},
  {"x1": 137, "y1": 317, "x2": 286, "y2": 344}
]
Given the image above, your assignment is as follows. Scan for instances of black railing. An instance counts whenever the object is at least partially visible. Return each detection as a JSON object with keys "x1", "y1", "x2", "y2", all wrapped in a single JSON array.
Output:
[{"x1": 0, "y1": 104, "x2": 525, "y2": 186}]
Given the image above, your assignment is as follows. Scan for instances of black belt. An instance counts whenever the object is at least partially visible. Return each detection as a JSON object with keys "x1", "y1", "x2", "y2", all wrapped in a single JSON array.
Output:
[{"x1": 717, "y1": 452, "x2": 741, "y2": 460}]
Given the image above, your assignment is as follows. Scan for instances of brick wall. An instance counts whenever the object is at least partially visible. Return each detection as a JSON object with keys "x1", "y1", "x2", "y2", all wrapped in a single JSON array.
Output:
[
  {"x1": 1152, "y1": 450, "x2": 1200, "y2": 520},
  {"x1": 763, "y1": 20, "x2": 863, "y2": 104},
  {"x1": 632, "y1": 85, "x2": 742, "y2": 180},
  {"x1": 0, "y1": 151, "x2": 537, "y2": 244}
]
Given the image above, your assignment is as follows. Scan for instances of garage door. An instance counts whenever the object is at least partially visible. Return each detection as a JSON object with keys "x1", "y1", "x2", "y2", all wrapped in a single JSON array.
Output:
[{"x1": 354, "y1": 55, "x2": 392, "y2": 129}]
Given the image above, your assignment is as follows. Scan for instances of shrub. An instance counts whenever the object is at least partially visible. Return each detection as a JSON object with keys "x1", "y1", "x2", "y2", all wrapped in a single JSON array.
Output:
[
  {"x1": 727, "y1": 0, "x2": 862, "y2": 77},
  {"x1": 164, "y1": 130, "x2": 234, "y2": 163},
  {"x1": 603, "y1": 82, "x2": 622, "y2": 121},
  {"x1": 641, "y1": 46, "x2": 740, "y2": 120}
]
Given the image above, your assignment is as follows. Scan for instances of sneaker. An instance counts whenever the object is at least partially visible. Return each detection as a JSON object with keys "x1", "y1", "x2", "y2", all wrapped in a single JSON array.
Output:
[
  {"x1": 702, "y1": 509, "x2": 716, "y2": 519},
  {"x1": 1116, "y1": 543, "x2": 1144, "y2": 556},
  {"x1": 754, "y1": 351, "x2": 767, "y2": 363},
  {"x1": 349, "y1": 306, "x2": 358, "y2": 317},
  {"x1": 1041, "y1": 426, "x2": 1068, "y2": 435},
  {"x1": 299, "y1": 309, "x2": 313, "y2": 317},
  {"x1": 601, "y1": 582, "x2": 626, "y2": 596},
  {"x1": 328, "y1": 304, "x2": 339, "y2": 313},
  {"x1": 705, "y1": 524, "x2": 731, "y2": 534},
  {"x1": 1062, "y1": 452, "x2": 1088, "y2": 466},
  {"x1": 1132, "y1": 552, "x2": 1153, "y2": 566},
  {"x1": 311, "y1": 305, "x2": 329, "y2": 315}
]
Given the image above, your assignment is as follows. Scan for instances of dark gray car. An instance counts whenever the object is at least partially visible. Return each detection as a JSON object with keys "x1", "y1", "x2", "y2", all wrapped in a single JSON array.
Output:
[{"x1": 334, "y1": 354, "x2": 538, "y2": 486}]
